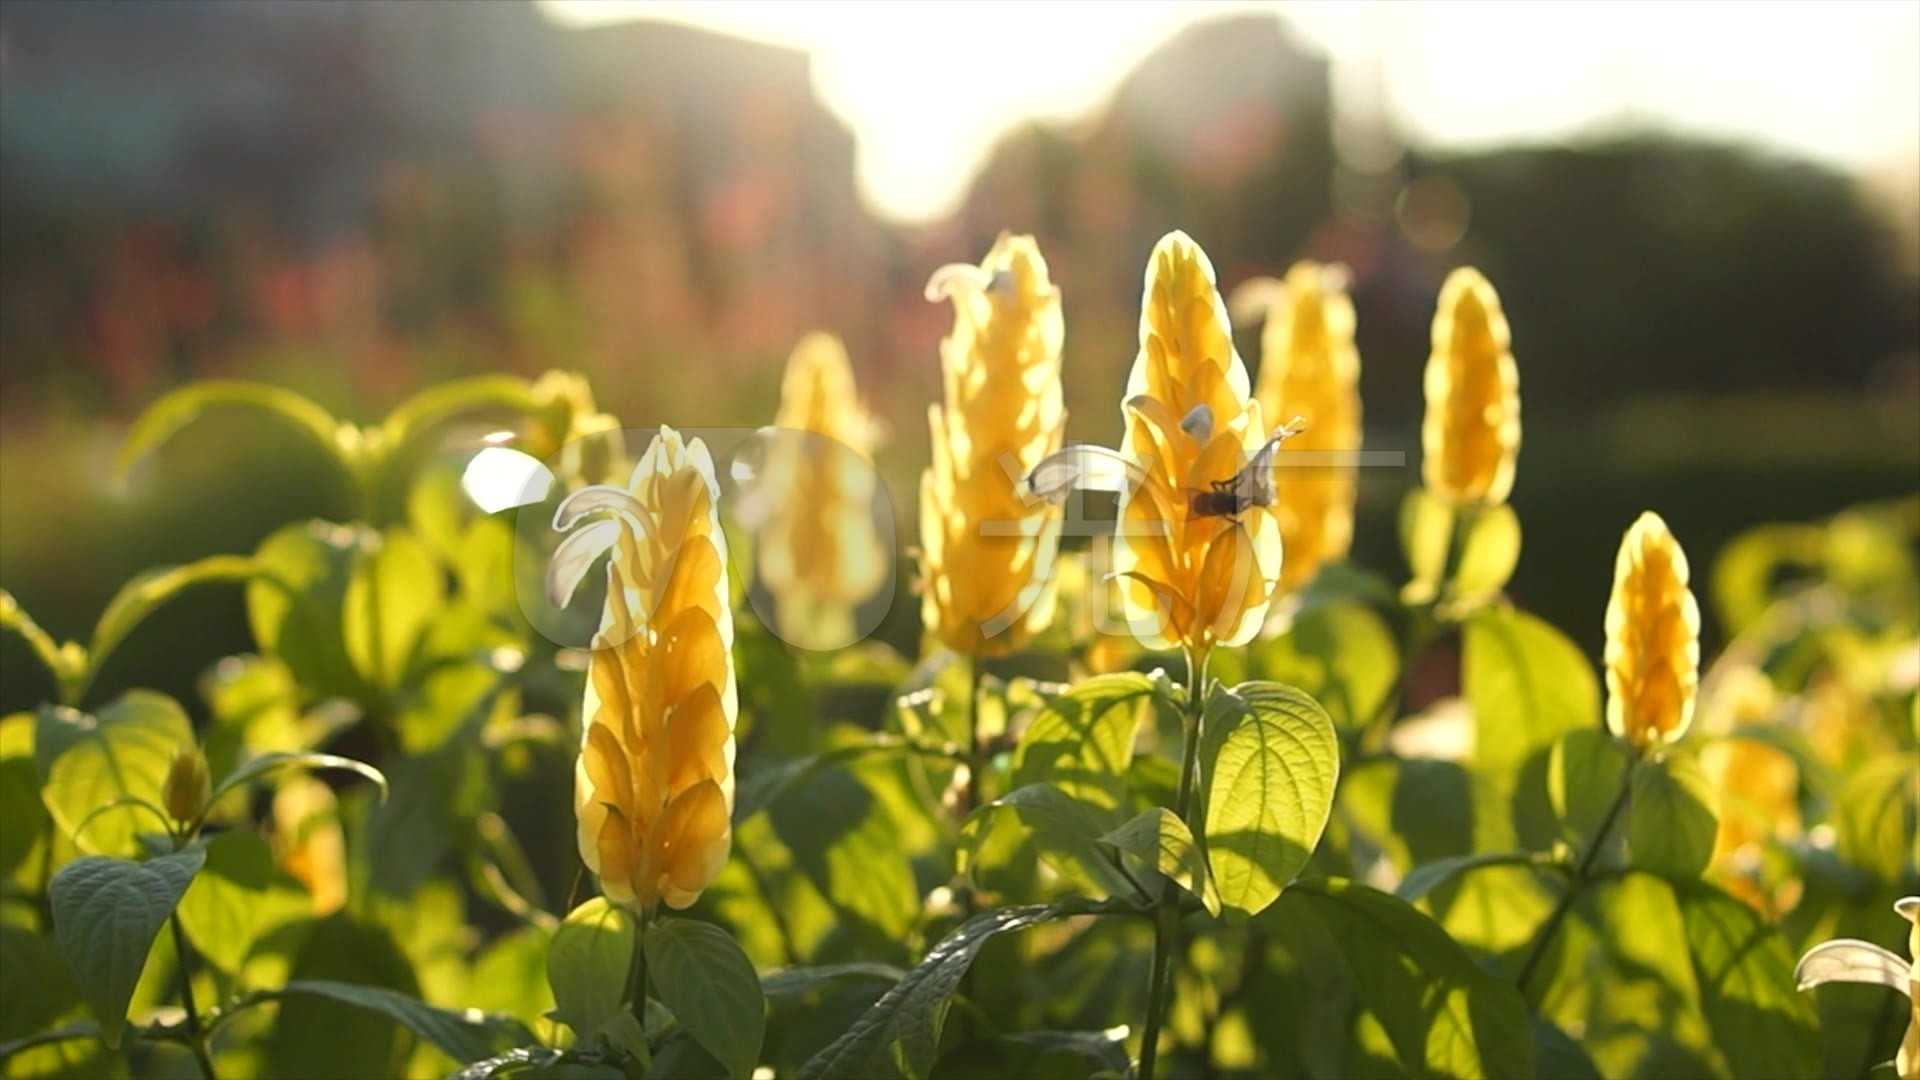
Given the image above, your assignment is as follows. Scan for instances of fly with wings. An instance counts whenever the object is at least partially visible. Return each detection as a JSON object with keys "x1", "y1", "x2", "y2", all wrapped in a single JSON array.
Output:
[{"x1": 1026, "y1": 406, "x2": 1308, "y2": 523}]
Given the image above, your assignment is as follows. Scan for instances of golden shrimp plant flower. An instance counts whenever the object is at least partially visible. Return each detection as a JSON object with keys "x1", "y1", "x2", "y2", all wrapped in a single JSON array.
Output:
[
  {"x1": 1795, "y1": 896, "x2": 1919, "y2": 1080},
  {"x1": 919, "y1": 233, "x2": 1066, "y2": 657},
  {"x1": 549, "y1": 426, "x2": 736, "y2": 912},
  {"x1": 1249, "y1": 262, "x2": 1361, "y2": 592},
  {"x1": 757, "y1": 332, "x2": 887, "y2": 649},
  {"x1": 1421, "y1": 268, "x2": 1520, "y2": 506},
  {"x1": 1100, "y1": 231, "x2": 1284, "y2": 656},
  {"x1": 1604, "y1": 511, "x2": 1701, "y2": 752}
]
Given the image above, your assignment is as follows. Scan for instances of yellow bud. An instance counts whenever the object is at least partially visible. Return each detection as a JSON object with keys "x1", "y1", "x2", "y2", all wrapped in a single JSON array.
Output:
[
  {"x1": 758, "y1": 333, "x2": 887, "y2": 649},
  {"x1": 566, "y1": 427, "x2": 736, "y2": 912},
  {"x1": 1421, "y1": 268, "x2": 1520, "y2": 506},
  {"x1": 1113, "y1": 231, "x2": 1282, "y2": 655},
  {"x1": 919, "y1": 234, "x2": 1067, "y2": 657},
  {"x1": 1251, "y1": 262, "x2": 1362, "y2": 592},
  {"x1": 1604, "y1": 512, "x2": 1701, "y2": 751},
  {"x1": 273, "y1": 775, "x2": 347, "y2": 916},
  {"x1": 161, "y1": 746, "x2": 211, "y2": 823}
]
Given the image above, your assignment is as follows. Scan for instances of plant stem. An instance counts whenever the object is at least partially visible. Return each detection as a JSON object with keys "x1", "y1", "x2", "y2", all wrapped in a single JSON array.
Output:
[
  {"x1": 1140, "y1": 645, "x2": 1209, "y2": 1080},
  {"x1": 966, "y1": 655, "x2": 986, "y2": 818},
  {"x1": 169, "y1": 913, "x2": 217, "y2": 1080},
  {"x1": 1513, "y1": 760, "x2": 1635, "y2": 996},
  {"x1": 628, "y1": 908, "x2": 651, "y2": 1034}
]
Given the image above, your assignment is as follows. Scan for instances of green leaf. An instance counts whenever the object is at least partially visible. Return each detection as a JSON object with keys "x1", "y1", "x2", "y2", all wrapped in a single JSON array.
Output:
[
  {"x1": 36, "y1": 691, "x2": 193, "y2": 856},
  {"x1": 1548, "y1": 728, "x2": 1630, "y2": 852},
  {"x1": 115, "y1": 379, "x2": 347, "y2": 490},
  {"x1": 259, "y1": 914, "x2": 427, "y2": 1076},
  {"x1": 1449, "y1": 502, "x2": 1522, "y2": 605},
  {"x1": 1098, "y1": 806, "x2": 1218, "y2": 916},
  {"x1": 1668, "y1": 878, "x2": 1819, "y2": 1079},
  {"x1": 1399, "y1": 487, "x2": 1455, "y2": 602},
  {"x1": 248, "y1": 520, "x2": 366, "y2": 699},
  {"x1": 343, "y1": 528, "x2": 445, "y2": 688},
  {"x1": 962, "y1": 784, "x2": 1138, "y2": 900},
  {"x1": 1396, "y1": 851, "x2": 1548, "y2": 904},
  {"x1": 1629, "y1": 753, "x2": 1718, "y2": 878},
  {"x1": 448, "y1": 1047, "x2": 564, "y2": 1080},
  {"x1": 1, "y1": 713, "x2": 56, "y2": 891},
  {"x1": 797, "y1": 903, "x2": 1081, "y2": 1080},
  {"x1": 1463, "y1": 607, "x2": 1600, "y2": 779},
  {"x1": 1284, "y1": 879, "x2": 1535, "y2": 1079},
  {"x1": 761, "y1": 962, "x2": 905, "y2": 1002},
  {"x1": 1833, "y1": 754, "x2": 1918, "y2": 881},
  {"x1": 0, "y1": 1019, "x2": 106, "y2": 1063},
  {"x1": 1009, "y1": 672, "x2": 1158, "y2": 810},
  {"x1": 378, "y1": 375, "x2": 540, "y2": 458},
  {"x1": 1199, "y1": 681, "x2": 1339, "y2": 916},
  {"x1": 48, "y1": 846, "x2": 207, "y2": 1045},
  {"x1": 174, "y1": 830, "x2": 273, "y2": 974},
  {"x1": 646, "y1": 918, "x2": 767, "y2": 1079},
  {"x1": 237, "y1": 979, "x2": 536, "y2": 1065},
  {"x1": 1249, "y1": 601, "x2": 1398, "y2": 734},
  {"x1": 1709, "y1": 523, "x2": 1822, "y2": 636},
  {"x1": 0, "y1": 590, "x2": 84, "y2": 703},
  {"x1": 547, "y1": 898, "x2": 636, "y2": 1044},
  {"x1": 208, "y1": 750, "x2": 387, "y2": 812},
  {"x1": 83, "y1": 555, "x2": 264, "y2": 701}
]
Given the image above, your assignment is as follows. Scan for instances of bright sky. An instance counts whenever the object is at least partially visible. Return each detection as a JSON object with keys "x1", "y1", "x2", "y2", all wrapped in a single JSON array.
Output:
[{"x1": 541, "y1": 0, "x2": 1920, "y2": 224}]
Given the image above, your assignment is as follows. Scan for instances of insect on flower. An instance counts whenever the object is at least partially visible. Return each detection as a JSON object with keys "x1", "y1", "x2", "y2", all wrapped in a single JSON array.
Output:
[{"x1": 1183, "y1": 409, "x2": 1307, "y2": 522}]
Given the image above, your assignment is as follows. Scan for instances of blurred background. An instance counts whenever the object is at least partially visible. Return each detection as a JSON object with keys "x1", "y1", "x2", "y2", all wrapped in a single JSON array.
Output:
[{"x1": 2, "y1": 0, "x2": 1916, "y2": 715}]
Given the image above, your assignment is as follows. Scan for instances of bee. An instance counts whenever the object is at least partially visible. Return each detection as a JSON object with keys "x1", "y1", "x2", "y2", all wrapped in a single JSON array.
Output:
[{"x1": 1187, "y1": 415, "x2": 1307, "y2": 522}]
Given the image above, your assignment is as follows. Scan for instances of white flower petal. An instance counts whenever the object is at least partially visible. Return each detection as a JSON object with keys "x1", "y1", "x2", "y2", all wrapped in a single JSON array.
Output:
[
  {"x1": 552, "y1": 483, "x2": 645, "y2": 533},
  {"x1": 1025, "y1": 444, "x2": 1145, "y2": 501},
  {"x1": 1794, "y1": 939, "x2": 1911, "y2": 994},
  {"x1": 547, "y1": 519, "x2": 622, "y2": 610},
  {"x1": 460, "y1": 447, "x2": 553, "y2": 514}
]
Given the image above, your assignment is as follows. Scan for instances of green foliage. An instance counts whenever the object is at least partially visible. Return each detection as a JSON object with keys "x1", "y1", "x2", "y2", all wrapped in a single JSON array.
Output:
[
  {"x1": 644, "y1": 918, "x2": 766, "y2": 1078},
  {"x1": 1199, "y1": 682, "x2": 1338, "y2": 916},
  {"x1": 8, "y1": 360, "x2": 1911, "y2": 1080},
  {"x1": 48, "y1": 847, "x2": 206, "y2": 1045}
]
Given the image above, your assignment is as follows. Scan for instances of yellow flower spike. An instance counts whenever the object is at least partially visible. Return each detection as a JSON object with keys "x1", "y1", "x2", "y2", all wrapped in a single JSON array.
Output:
[
  {"x1": 555, "y1": 426, "x2": 736, "y2": 913},
  {"x1": 1251, "y1": 262, "x2": 1361, "y2": 592},
  {"x1": 919, "y1": 233, "x2": 1067, "y2": 657},
  {"x1": 758, "y1": 332, "x2": 887, "y2": 649},
  {"x1": 1604, "y1": 512, "x2": 1702, "y2": 752},
  {"x1": 1113, "y1": 231, "x2": 1283, "y2": 655},
  {"x1": 1421, "y1": 268, "x2": 1520, "y2": 506}
]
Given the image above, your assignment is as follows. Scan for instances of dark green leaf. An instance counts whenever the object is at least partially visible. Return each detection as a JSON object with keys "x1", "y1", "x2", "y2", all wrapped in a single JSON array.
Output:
[
  {"x1": 762, "y1": 963, "x2": 905, "y2": 1002},
  {"x1": 797, "y1": 903, "x2": 1080, "y2": 1080},
  {"x1": 646, "y1": 918, "x2": 767, "y2": 1079},
  {"x1": 241, "y1": 979, "x2": 536, "y2": 1065},
  {"x1": 1668, "y1": 877, "x2": 1819, "y2": 1079},
  {"x1": 48, "y1": 847, "x2": 207, "y2": 1045},
  {"x1": 962, "y1": 784, "x2": 1137, "y2": 900},
  {"x1": 1200, "y1": 681, "x2": 1339, "y2": 916},
  {"x1": 1833, "y1": 755, "x2": 1918, "y2": 882}
]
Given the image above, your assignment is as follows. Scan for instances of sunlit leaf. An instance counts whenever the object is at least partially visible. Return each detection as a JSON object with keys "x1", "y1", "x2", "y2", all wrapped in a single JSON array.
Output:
[
  {"x1": 1199, "y1": 681, "x2": 1339, "y2": 916},
  {"x1": 1464, "y1": 606, "x2": 1600, "y2": 780},
  {"x1": 0, "y1": 591, "x2": 83, "y2": 704},
  {"x1": 1833, "y1": 755, "x2": 1919, "y2": 882},
  {"x1": 645, "y1": 918, "x2": 766, "y2": 1079},
  {"x1": 1396, "y1": 851, "x2": 1548, "y2": 904},
  {"x1": 343, "y1": 527, "x2": 444, "y2": 689},
  {"x1": 175, "y1": 830, "x2": 273, "y2": 975},
  {"x1": 962, "y1": 784, "x2": 1138, "y2": 901},
  {"x1": 1450, "y1": 502, "x2": 1522, "y2": 607},
  {"x1": 1280, "y1": 879, "x2": 1535, "y2": 1079},
  {"x1": 378, "y1": 375, "x2": 540, "y2": 462},
  {"x1": 49, "y1": 846, "x2": 206, "y2": 1046},
  {"x1": 114, "y1": 379, "x2": 347, "y2": 492},
  {"x1": 1010, "y1": 672, "x2": 1158, "y2": 811},
  {"x1": 208, "y1": 750, "x2": 387, "y2": 811},
  {"x1": 1548, "y1": 728, "x2": 1630, "y2": 854},
  {"x1": 1249, "y1": 602, "x2": 1398, "y2": 734},
  {"x1": 83, "y1": 555, "x2": 265, "y2": 703},
  {"x1": 35, "y1": 691, "x2": 192, "y2": 857},
  {"x1": 247, "y1": 520, "x2": 366, "y2": 700},
  {"x1": 1399, "y1": 487, "x2": 1454, "y2": 603},
  {"x1": 1099, "y1": 806, "x2": 1217, "y2": 915},
  {"x1": 548, "y1": 898, "x2": 635, "y2": 1045},
  {"x1": 1668, "y1": 877, "x2": 1820, "y2": 1079},
  {"x1": 1628, "y1": 753, "x2": 1718, "y2": 878}
]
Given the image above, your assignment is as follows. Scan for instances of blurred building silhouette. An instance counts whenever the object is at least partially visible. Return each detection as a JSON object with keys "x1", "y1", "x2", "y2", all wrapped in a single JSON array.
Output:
[{"x1": 1, "y1": 0, "x2": 1913, "y2": 448}]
